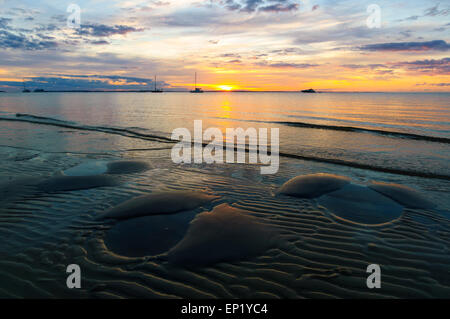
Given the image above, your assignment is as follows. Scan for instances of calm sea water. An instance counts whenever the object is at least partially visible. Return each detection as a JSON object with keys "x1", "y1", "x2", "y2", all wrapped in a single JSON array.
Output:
[{"x1": 0, "y1": 92, "x2": 449, "y2": 178}]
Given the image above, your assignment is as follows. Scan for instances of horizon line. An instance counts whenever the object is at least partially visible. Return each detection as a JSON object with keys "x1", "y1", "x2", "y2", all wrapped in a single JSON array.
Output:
[{"x1": 2, "y1": 90, "x2": 449, "y2": 94}]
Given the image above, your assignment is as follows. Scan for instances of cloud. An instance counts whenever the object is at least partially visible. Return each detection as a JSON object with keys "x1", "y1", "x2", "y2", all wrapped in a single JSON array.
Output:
[
  {"x1": 340, "y1": 63, "x2": 395, "y2": 76},
  {"x1": 342, "y1": 58, "x2": 450, "y2": 76},
  {"x1": 212, "y1": 0, "x2": 300, "y2": 13},
  {"x1": 395, "y1": 57, "x2": 450, "y2": 75},
  {"x1": 256, "y1": 61, "x2": 319, "y2": 68},
  {"x1": 340, "y1": 64, "x2": 388, "y2": 69},
  {"x1": 162, "y1": 8, "x2": 224, "y2": 27},
  {"x1": 89, "y1": 40, "x2": 110, "y2": 45},
  {"x1": 424, "y1": 3, "x2": 450, "y2": 17},
  {"x1": 399, "y1": 30, "x2": 412, "y2": 38},
  {"x1": 398, "y1": 3, "x2": 449, "y2": 22},
  {"x1": 219, "y1": 53, "x2": 241, "y2": 58},
  {"x1": 0, "y1": 49, "x2": 162, "y2": 75},
  {"x1": 0, "y1": 16, "x2": 145, "y2": 50},
  {"x1": 403, "y1": 15, "x2": 420, "y2": 21},
  {"x1": 0, "y1": 18, "x2": 12, "y2": 29},
  {"x1": 58, "y1": 74, "x2": 159, "y2": 83},
  {"x1": 6, "y1": 7, "x2": 40, "y2": 17},
  {"x1": 292, "y1": 23, "x2": 380, "y2": 46},
  {"x1": 153, "y1": 1, "x2": 171, "y2": 6},
  {"x1": 77, "y1": 24, "x2": 145, "y2": 37},
  {"x1": 359, "y1": 40, "x2": 450, "y2": 52},
  {"x1": 270, "y1": 47, "x2": 302, "y2": 55},
  {"x1": 416, "y1": 82, "x2": 450, "y2": 86},
  {"x1": 241, "y1": 0, "x2": 264, "y2": 12},
  {"x1": 0, "y1": 19, "x2": 64, "y2": 51},
  {"x1": 434, "y1": 27, "x2": 446, "y2": 32},
  {"x1": 0, "y1": 30, "x2": 58, "y2": 50},
  {"x1": 0, "y1": 75, "x2": 171, "y2": 91},
  {"x1": 124, "y1": 0, "x2": 170, "y2": 10},
  {"x1": 259, "y1": 3, "x2": 299, "y2": 13},
  {"x1": 36, "y1": 24, "x2": 60, "y2": 32}
]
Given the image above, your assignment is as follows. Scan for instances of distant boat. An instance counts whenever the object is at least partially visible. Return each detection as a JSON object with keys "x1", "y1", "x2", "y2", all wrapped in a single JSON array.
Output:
[
  {"x1": 301, "y1": 88, "x2": 317, "y2": 93},
  {"x1": 33, "y1": 89, "x2": 45, "y2": 92},
  {"x1": 152, "y1": 75, "x2": 163, "y2": 93},
  {"x1": 190, "y1": 72, "x2": 203, "y2": 93}
]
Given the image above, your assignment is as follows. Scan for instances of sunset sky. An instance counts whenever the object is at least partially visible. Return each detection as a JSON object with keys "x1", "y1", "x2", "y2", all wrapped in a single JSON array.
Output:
[{"x1": 0, "y1": 0, "x2": 449, "y2": 92}]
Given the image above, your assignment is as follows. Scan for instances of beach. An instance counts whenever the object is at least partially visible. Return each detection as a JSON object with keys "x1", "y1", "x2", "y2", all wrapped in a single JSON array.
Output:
[{"x1": 0, "y1": 92, "x2": 449, "y2": 298}]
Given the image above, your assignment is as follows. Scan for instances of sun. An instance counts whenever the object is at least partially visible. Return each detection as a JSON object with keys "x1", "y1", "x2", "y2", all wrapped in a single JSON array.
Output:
[{"x1": 217, "y1": 85, "x2": 234, "y2": 91}]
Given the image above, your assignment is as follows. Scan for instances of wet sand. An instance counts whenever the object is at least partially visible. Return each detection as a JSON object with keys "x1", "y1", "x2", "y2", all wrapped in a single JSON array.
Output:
[{"x1": 0, "y1": 120, "x2": 449, "y2": 298}]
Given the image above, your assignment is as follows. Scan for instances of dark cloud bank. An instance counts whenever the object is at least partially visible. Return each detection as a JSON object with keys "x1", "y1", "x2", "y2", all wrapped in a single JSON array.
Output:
[
  {"x1": 0, "y1": 75, "x2": 172, "y2": 92},
  {"x1": 360, "y1": 40, "x2": 450, "y2": 52}
]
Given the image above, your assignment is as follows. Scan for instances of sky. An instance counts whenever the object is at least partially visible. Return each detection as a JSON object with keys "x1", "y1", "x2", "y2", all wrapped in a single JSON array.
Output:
[{"x1": 0, "y1": 0, "x2": 449, "y2": 92}]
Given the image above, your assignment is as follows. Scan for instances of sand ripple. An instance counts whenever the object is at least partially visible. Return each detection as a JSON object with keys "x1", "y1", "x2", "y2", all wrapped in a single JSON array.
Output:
[{"x1": 0, "y1": 144, "x2": 449, "y2": 299}]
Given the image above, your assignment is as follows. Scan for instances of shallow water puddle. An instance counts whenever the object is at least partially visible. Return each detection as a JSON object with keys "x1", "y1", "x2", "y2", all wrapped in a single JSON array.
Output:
[
  {"x1": 63, "y1": 161, "x2": 109, "y2": 176},
  {"x1": 278, "y1": 173, "x2": 438, "y2": 226},
  {"x1": 101, "y1": 190, "x2": 221, "y2": 257},
  {"x1": 37, "y1": 175, "x2": 120, "y2": 192},
  {"x1": 106, "y1": 160, "x2": 151, "y2": 174},
  {"x1": 318, "y1": 184, "x2": 404, "y2": 225},
  {"x1": 369, "y1": 181, "x2": 436, "y2": 209},
  {"x1": 105, "y1": 210, "x2": 199, "y2": 257}
]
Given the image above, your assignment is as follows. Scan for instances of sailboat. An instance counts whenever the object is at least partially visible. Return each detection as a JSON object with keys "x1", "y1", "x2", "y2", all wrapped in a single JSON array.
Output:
[
  {"x1": 190, "y1": 72, "x2": 203, "y2": 93},
  {"x1": 152, "y1": 75, "x2": 163, "y2": 93}
]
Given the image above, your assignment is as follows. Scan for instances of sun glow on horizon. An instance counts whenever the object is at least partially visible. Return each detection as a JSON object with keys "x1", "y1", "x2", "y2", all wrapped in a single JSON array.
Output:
[{"x1": 217, "y1": 85, "x2": 234, "y2": 91}]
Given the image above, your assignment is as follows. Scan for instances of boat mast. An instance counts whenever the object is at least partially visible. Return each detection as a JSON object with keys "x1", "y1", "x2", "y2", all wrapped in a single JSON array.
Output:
[
  {"x1": 195, "y1": 72, "x2": 197, "y2": 90},
  {"x1": 154, "y1": 75, "x2": 156, "y2": 91}
]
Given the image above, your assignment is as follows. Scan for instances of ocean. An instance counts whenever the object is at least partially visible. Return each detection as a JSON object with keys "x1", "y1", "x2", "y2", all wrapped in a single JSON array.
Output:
[{"x1": 0, "y1": 92, "x2": 449, "y2": 298}]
